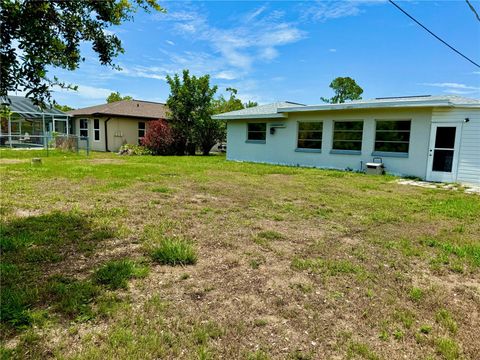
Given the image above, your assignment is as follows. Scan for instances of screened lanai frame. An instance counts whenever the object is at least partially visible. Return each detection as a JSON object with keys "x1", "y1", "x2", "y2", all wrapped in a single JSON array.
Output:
[{"x1": 0, "y1": 96, "x2": 73, "y2": 148}]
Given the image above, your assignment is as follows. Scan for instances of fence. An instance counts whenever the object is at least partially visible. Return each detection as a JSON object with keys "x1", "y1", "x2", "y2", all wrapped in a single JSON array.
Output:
[{"x1": 0, "y1": 134, "x2": 90, "y2": 155}]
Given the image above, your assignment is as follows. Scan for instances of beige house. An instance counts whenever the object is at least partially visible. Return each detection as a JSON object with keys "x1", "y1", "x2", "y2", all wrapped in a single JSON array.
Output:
[{"x1": 68, "y1": 100, "x2": 169, "y2": 152}]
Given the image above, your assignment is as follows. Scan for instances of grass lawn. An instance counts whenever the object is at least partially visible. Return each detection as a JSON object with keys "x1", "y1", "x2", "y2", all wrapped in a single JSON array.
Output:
[{"x1": 1, "y1": 149, "x2": 479, "y2": 359}]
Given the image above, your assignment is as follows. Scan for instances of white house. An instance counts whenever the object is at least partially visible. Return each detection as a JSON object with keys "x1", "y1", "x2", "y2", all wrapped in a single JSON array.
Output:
[{"x1": 213, "y1": 95, "x2": 480, "y2": 185}]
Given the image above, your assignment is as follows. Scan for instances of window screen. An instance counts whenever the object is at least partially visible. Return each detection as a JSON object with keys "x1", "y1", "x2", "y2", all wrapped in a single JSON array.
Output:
[
  {"x1": 297, "y1": 122, "x2": 322, "y2": 149},
  {"x1": 332, "y1": 121, "x2": 363, "y2": 151},
  {"x1": 247, "y1": 123, "x2": 266, "y2": 141},
  {"x1": 375, "y1": 120, "x2": 411, "y2": 153}
]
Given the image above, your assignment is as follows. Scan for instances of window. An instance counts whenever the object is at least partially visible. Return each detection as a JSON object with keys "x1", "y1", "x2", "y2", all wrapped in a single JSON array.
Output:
[
  {"x1": 332, "y1": 121, "x2": 363, "y2": 151},
  {"x1": 297, "y1": 122, "x2": 322, "y2": 150},
  {"x1": 374, "y1": 120, "x2": 411, "y2": 153},
  {"x1": 247, "y1": 123, "x2": 266, "y2": 141},
  {"x1": 138, "y1": 122, "x2": 146, "y2": 144},
  {"x1": 93, "y1": 118, "x2": 100, "y2": 141},
  {"x1": 79, "y1": 119, "x2": 88, "y2": 138}
]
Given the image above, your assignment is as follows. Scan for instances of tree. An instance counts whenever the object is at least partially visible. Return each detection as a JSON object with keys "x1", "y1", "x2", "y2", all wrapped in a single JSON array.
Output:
[
  {"x1": 212, "y1": 88, "x2": 244, "y2": 115},
  {"x1": 106, "y1": 92, "x2": 133, "y2": 103},
  {"x1": 321, "y1": 77, "x2": 363, "y2": 103},
  {"x1": 53, "y1": 102, "x2": 74, "y2": 112},
  {"x1": 166, "y1": 70, "x2": 218, "y2": 155},
  {"x1": 0, "y1": 0, "x2": 163, "y2": 104},
  {"x1": 141, "y1": 120, "x2": 173, "y2": 155},
  {"x1": 211, "y1": 88, "x2": 258, "y2": 115},
  {"x1": 244, "y1": 100, "x2": 258, "y2": 108},
  {"x1": 210, "y1": 88, "x2": 258, "y2": 144}
]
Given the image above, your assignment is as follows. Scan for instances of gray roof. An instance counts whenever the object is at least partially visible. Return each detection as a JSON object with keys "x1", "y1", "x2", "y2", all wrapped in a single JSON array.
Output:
[
  {"x1": 1, "y1": 95, "x2": 68, "y2": 118},
  {"x1": 279, "y1": 95, "x2": 480, "y2": 113},
  {"x1": 212, "y1": 101, "x2": 305, "y2": 120},
  {"x1": 213, "y1": 95, "x2": 480, "y2": 120}
]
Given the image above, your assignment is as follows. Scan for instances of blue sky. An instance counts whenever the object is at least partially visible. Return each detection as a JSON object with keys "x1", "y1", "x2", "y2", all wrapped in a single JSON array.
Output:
[{"x1": 46, "y1": 0, "x2": 480, "y2": 108}]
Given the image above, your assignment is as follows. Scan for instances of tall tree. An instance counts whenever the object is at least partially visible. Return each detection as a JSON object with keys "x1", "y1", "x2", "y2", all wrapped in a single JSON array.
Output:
[
  {"x1": 166, "y1": 70, "x2": 218, "y2": 155},
  {"x1": 244, "y1": 100, "x2": 258, "y2": 108},
  {"x1": 0, "y1": 0, "x2": 163, "y2": 104},
  {"x1": 321, "y1": 77, "x2": 363, "y2": 103},
  {"x1": 106, "y1": 92, "x2": 133, "y2": 103}
]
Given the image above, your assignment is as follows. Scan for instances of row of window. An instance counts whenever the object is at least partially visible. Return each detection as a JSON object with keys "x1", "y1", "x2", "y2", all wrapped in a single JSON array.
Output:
[
  {"x1": 247, "y1": 120, "x2": 411, "y2": 154},
  {"x1": 78, "y1": 119, "x2": 146, "y2": 143}
]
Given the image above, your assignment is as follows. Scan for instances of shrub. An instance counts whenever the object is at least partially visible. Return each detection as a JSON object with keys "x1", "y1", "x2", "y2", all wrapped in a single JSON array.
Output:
[
  {"x1": 150, "y1": 237, "x2": 197, "y2": 265},
  {"x1": 118, "y1": 143, "x2": 152, "y2": 156},
  {"x1": 141, "y1": 120, "x2": 174, "y2": 155}
]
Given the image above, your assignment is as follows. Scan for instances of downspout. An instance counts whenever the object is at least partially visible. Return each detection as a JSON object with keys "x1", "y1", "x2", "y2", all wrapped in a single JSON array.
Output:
[{"x1": 104, "y1": 117, "x2": 111, "y2": 152}]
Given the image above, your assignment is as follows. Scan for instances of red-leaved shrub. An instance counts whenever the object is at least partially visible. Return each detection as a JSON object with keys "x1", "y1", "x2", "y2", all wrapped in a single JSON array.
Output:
[{"x1": 141, "y1": 120, "x2": 174, "y2": 155}]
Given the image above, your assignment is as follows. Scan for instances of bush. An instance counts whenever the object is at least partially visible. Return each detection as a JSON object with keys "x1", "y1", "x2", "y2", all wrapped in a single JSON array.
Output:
[
  {"x1": 141, "y1": 120, "x2": 174, "y2": 155},
  {"x1": 150, "y1": 237, "x2": 197, "y2": 265},
  {"x1": 118, "y1": 144, "x2": 152, "y2": 156}
]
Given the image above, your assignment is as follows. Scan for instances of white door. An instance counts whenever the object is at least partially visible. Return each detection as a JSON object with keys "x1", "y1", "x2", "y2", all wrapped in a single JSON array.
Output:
[{"x1": 426, "y1": 123, "x2": 461, "y2": 183}]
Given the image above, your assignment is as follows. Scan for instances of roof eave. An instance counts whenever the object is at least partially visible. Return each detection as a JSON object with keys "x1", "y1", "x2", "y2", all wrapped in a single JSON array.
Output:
[
  {"x1": 278, "y1": 100, "x2": 455, "y2": 113},
  {"x1": 212, "y1": 113, "x2": 287, "y2": 120},
  {"x1": 70, "y1": 112, "x2": 168, "y2": 120}
]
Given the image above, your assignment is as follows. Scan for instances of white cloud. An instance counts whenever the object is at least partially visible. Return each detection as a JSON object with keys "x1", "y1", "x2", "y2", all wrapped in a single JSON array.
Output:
[
  {"x1": 52, "y1": 84, "x2": 114, "y2": 100},
  {"x1": 421, "y1": 82, "x2": 479, "y2": 90},
  {"x1": 244, "y1": 6, "x2": 268, "y2": 22},
  {"x1": 420, "y1": 82, "x2": 480, "y2": 95},
  {"x1": 166, "y1": 40, "x2": 175, "y2": 46},
  {"x1": 300, "y1": 0, "x2": 385, "y2": 22},
  {"x1": 159, "y1": 6, "x2": 304, "y2": 73},
  {"x1": 119, "y1": 64, "x2": 170, "y2": 80},
  {"x1": 329, "y1": 48, "x2": 337, "y2": 52},
  {"x1": 259, "y1": 47, "x2": 279, "y2": 61},
  {"x1": 214, "y1": 71, "x2": 238, "y2": 80}
]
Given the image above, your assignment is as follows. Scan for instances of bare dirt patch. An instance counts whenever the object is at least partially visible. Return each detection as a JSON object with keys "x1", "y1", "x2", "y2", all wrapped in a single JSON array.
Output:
[{"x1": 0, "y1": 158, "x2": 27, "y2": 164}]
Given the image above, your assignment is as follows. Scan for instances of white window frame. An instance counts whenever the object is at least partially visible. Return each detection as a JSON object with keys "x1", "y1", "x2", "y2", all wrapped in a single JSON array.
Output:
[
  {"x1": 79, "y1": 118, "x2": 89, "y2": 138},
  {"x1": 138, "y1": 121, "x2": 146, "y2": 144},
  {"x1": 93, "y1": 118, "x2": 100, "y2": 142}
]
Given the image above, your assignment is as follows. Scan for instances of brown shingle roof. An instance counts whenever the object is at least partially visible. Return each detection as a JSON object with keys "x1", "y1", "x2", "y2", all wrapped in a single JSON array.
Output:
[{"x1": 67, "y1": 99, "x2": 169, "y2": 119}]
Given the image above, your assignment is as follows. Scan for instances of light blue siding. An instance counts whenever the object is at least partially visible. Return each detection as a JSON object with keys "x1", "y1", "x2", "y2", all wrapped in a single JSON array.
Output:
[{"x1": 226, "y1": 108, "x2": 433, "y2": 179}]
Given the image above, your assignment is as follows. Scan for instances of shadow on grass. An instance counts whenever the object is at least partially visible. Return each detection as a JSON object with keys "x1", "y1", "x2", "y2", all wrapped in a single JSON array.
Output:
[{"x1": 0, "y1": 212, "x2": 115, "y2": 335}]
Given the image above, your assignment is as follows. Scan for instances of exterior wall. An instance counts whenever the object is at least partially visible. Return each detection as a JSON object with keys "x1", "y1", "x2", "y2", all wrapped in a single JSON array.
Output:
[
  {"x1": 107, "y1": 117, "x2": 145, "y2": 152},
  {"x1": 226, "y1": 108, "x2": 433, "y2": 179},
  {"x1": 431, "y1": 108, "x2": 480, "y2": 185},
  {"x1": 75, "y1": 116, "x2": 105, "y2": 151},
  {"x1": 74, "y1": 116, "x2": 149, "y2": 152}
]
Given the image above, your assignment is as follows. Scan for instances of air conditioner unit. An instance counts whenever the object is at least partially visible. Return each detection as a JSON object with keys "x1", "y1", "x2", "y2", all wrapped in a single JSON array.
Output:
[{"x1": 365, "y1": 162, "x2": 384, "y2": 175}]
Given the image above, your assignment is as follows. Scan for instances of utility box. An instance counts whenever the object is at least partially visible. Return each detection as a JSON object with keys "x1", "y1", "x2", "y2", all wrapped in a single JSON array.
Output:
[{"x1": 365, "y1": 162, "x2": 384, "y2": 175}]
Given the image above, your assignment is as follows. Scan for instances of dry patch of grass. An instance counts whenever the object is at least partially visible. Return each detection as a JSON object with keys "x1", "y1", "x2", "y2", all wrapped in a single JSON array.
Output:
[{"x1": 1, "y1": 150, "x2": 479, "y2": 359}]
